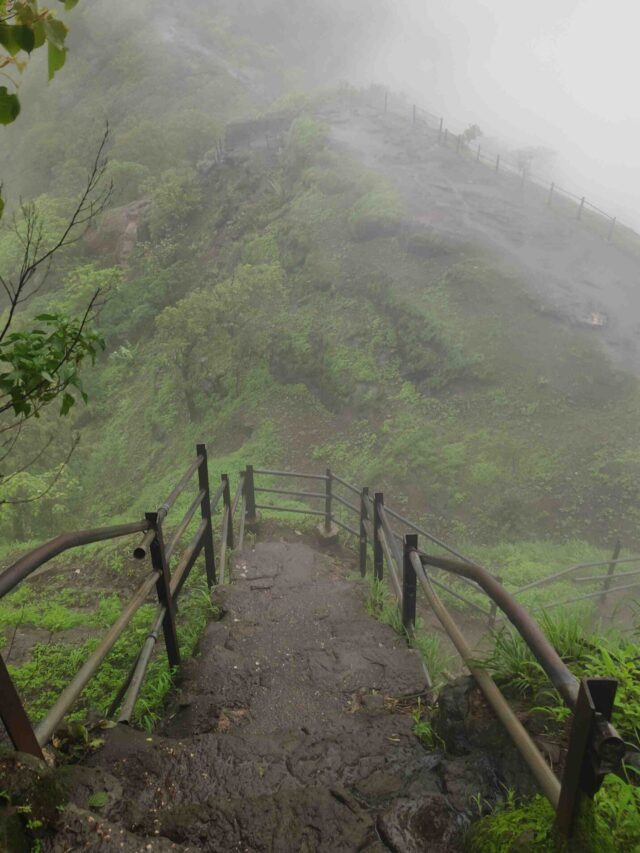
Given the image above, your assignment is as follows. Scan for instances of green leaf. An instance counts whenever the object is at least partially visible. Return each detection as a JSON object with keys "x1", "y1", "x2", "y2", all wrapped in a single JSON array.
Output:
[
  {"x1": 87, "y1": 792, "x2": 109, "y2": 809},
  {"x1": 47, "y1": 41, "x2": 66, "y2": 80},
  {"x1": 0, "y1": 23, "x2": 21, "y2": 56},
  {"x1": 32, "y1": 21, "x2": 45, "y2": 50},
  {"x1": 43, "y1": 17, "x2": 68, "y2": 51},
  {"x1": 0, "y1": 86, "x2": 20, "y2": 125},
  {"x1": 13, "y1": 24, "x2": 35, "y2": 54},
  {"x1": 62, "y1": 0, "x2": 80, "y2": 9},
  {"x1": 60, "y1": 393, "x2": 75, "y2": 416}
]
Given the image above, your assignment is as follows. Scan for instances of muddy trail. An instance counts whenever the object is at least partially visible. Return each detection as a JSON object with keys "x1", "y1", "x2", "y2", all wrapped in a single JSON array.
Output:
[
  {"x1": 26, "y1": 535, "x2": 536, "y2": 852},
  {"x1": 329, "y1": 105, "x2": 640, "y2": 377}
]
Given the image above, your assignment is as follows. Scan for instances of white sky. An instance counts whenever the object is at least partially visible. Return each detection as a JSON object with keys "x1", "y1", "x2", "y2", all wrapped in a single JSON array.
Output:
[{"x1": 367, "y1": 0, "x2": 640, "y2": 225}]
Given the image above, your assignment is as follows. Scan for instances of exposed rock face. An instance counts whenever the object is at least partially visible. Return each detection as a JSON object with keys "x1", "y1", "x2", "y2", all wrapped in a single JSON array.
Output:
[{"x1": 85, "y1": 198, "x2": 150, "y2": 265}]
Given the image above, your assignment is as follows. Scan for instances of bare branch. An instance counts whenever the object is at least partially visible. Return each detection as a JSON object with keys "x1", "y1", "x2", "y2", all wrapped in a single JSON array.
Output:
[{"x1": 0, "y1": 435, "x2": 79, "y2": 505}]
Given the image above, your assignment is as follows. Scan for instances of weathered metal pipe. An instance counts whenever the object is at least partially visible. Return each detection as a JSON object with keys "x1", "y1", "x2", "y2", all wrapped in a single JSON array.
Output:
[
  {"x1": 253, "y1": 468, "x2": 328, "y2": 481},
  {"x1": 421, "y1": 551, "x2": 580, "y2": 708},
  {"x1": 410, "y1": 551, "x2": 562, "y2": 808},
  {"x1": 165, "y1": 490, "x2": 206, "y2": 563},
  {"x1": 118, "y1": 608, "x2": 166, "y2": 724},
  {"x1": 255, "y1": 487, "x2": 325, "y2": 499},
  {"x1": 35, "y1": 570, "x2": 160, "y2": 745},
  {"x1": 1, "y1": 520, "x2": 149, "y2": 598},
  {"x1": 156, "y1": 455, "x2": 204, "y2": 525}
]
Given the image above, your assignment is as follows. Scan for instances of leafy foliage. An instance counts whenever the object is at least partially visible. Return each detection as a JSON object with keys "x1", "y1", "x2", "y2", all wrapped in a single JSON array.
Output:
[{"x1": 0, "y1": 310, "x2": 104, "y2": 419}]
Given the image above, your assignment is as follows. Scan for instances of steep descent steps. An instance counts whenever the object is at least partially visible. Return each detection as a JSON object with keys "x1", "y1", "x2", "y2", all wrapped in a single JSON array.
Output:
[{"x1": 50, "y1": 537, "x2": 473, "y2": 851}]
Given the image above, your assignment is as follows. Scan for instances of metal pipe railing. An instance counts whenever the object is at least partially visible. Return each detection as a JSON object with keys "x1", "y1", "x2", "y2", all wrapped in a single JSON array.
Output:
[
  {"x1": 253, "y1": 468, "x2": 328, "y2": 481},
  {"x1": 409, "y1": 550, "x2": 562, "y2": 808},
  {"x1": 421, "y1": 551, "x2": 580, "y2": 708},
  {"x1": 329, "y1": 473, "x2": 361, "y2": 496},
  {"x1": 156, "y1": 455, "x2": 204, "y2": 525},
  {"x1": 118, "y1": 607, "x2": 165, "y2": 724},
  {"x1": 255, "y1": 487, "x2": 325, "y2": 499},
  {"x1": 0, "y1": 520, "x2": 149, "y2": 598},
  {"x1": 165, "y1": 490, "x2": 206, "y2": 563},
  {"x1": 332, "y1": 492, "x2": 360, "y2": 514},
  {"x1": 34, "y1": 569, "x2": 161, "y2": 745},
  {"x1": 254, "y1": 504, "x2": 325, "y2": 517},
  {"x1": 511, "y1": 556, "x2": 640, "y2": 597}
]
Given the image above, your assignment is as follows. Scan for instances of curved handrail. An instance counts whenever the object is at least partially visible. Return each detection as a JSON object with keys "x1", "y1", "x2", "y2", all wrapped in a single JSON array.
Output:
[{"x1": 0, "y1": 520, "x2": 149, "y2": 599}]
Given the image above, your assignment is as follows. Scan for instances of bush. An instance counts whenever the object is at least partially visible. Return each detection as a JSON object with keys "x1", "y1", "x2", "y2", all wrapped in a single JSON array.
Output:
[{"x1": 349, "y1": 186, "x2": 403, "y2": 240}]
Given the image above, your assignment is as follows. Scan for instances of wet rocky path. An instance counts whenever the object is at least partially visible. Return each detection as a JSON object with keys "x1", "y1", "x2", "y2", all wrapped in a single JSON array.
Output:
[{"x1": 48, "y1": 538, "x2": 477, "y2": 851}]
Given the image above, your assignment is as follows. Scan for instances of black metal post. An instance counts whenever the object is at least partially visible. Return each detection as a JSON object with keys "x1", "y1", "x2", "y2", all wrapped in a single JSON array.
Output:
[
  {"x1": 0, "y1": 654, "x2": 43, "y2": 759},
  {"x1": 601, "y1": 539, "x2": 621, "y2": 606},
  {"x1": 373, "y1": 492, "x2": 384, "y2": 581},
  {"x1": 556, "y1": 678, "x2": 620, "y2": 837},
  {"x1": 146, "y1": 512, "x2": 180, "y2": 669},
  {"x1": 359, "y1": 487, "x2": 369, "y2": 576},
  {"x1": 196, "y1": 443, "x2": 216, "y2": 587},
  {"x1": 244, "y1": 465, "x2": 257, "y2": 523},
  {"x1": 324, "y1": 469, "x2": 332, "y2": 534},
  {"x1": 577, "y1": 196, "x2": 585, "y2": 220},
  {"x1": 222, "y1": 473, "x2": 234, "y2": 549},
  {"x1": 402, "y1": 534, "x2": 418, "y2": 633}
]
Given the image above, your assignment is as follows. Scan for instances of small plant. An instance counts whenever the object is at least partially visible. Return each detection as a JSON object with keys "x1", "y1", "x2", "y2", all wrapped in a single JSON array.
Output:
[{"x1": 411, "y1": 698, "x2": 444, "y2": 750}]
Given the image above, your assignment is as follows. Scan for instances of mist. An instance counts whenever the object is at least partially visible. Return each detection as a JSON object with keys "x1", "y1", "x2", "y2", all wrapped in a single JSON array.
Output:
[{"x1": 357, "y1": 0, "x2": 640, "y2": 227}]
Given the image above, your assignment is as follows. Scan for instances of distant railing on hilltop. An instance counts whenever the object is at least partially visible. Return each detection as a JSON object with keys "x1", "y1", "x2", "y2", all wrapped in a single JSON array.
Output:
[{"x1": 359, "y1": 85, "x2": 640, "y2": 252}]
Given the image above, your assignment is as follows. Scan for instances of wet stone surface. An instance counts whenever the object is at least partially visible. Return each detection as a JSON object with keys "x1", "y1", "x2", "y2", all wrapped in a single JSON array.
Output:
[{"x1": 42, "y1": 540, "x2": 507, "y2": 851}]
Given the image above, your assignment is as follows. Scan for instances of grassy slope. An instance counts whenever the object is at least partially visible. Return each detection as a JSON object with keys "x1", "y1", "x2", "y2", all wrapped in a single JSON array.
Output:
[{"x1": 0, "y1": 3, "x2": 639, "y2": 846}]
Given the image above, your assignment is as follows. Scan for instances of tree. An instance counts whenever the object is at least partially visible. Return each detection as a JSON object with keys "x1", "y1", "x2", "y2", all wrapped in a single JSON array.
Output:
[
  {"x1": 0, "y1": 1, "x2": 80, "y2": 215},
  {"x1": 0, "y1": 127, "x2": 111, "y2": 511}
]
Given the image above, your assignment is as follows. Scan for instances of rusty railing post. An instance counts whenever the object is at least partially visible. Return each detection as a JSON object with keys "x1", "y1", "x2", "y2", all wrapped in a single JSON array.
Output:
[
  {"x1": 359, "y1": 487, "x2": 369, "y2": 576},
  {"x1": 146, "y1": 512, "x2": 180, "y2": 668},
  {"x1": 402, "y1": 534, "x2": 418, "y2": 634},
  {"x1": 600, "y1": 539, "x2": 621, "y2": 607},
  {"x1": 548, "y1": 181, "x2": 555, "y2": 206},
  {"x1": 488, "y1": 576, "x2": 502, "y2": 628},
  {"x1": 324, "y1": 468, "x2": 333, "y2": 534},
  {"x1": 222, "y1": 473, "x2": 234, "y2": 550},
  {"x1": 244, "y1": 465, "x2": 258, "y2": 524},
  {"x1": 196, "y1": 443, "x2": 216, "y2": 587},
  {"x1": 556, "y1": 677, "x2": 621, "y2": 838},
  {"x1": 373, "y1": 492, "x2": 384, "y2": 581},
  {"x1": 0, "y1": 654, "x2": 43, "y2": 759}
]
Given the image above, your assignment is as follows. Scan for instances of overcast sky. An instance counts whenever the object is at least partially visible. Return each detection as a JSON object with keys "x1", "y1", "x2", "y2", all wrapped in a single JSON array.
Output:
[{"x1": 363, "y1": 0, "x2": 639, "y2": 225}]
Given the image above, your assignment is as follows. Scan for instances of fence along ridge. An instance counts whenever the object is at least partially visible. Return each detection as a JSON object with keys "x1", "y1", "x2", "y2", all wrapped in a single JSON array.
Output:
[{"x1": 364, "y1": 84, "x2": 636, "y2": 246}]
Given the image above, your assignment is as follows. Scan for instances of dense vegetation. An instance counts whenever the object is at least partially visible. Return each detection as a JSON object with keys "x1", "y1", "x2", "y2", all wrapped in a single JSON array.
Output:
[{"x1": 1, "y1": 0, "x2": 639, "y2": 848}]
